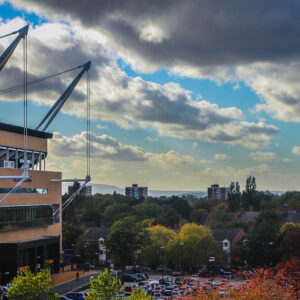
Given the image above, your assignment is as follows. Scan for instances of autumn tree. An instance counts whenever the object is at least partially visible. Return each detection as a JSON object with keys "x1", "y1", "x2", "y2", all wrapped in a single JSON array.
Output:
[
  {"x1": 128, "y1": 288, "x2": 153, "y2": 299},
  {"x1": 142, "y1": 225, "x2": 176, "y2": 267},
  {"x1": 8, "y1": 269, "x2": 59, "y2": 300},
  {"x1": 168, "y1": 223, "x2": 225, "y2": 269}
]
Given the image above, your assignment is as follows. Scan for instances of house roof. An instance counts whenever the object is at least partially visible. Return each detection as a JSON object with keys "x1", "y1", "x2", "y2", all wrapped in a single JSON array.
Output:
[
  {"x1": 84, "y1": 227, "x2": 110, "y2": 240},
  {"x1": 0, "y1": 122, "x2": 52, "y2": 139},
  {"x1": 211, "y1": 228, "x2": 245, "y2": 243},
  {"x1": 238, "y1": 211, "x2": 259, "y2": 223},
  {"x1": 282, "y1": 211, "x2": 300, "y2": 223}
]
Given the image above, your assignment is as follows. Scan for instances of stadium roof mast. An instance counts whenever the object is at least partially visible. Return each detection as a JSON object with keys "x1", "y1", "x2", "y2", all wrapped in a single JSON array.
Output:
[
  {"x1": 0, "y1": 24, "x2": 30, "y2": 206},
  {"x1": 35, "y1": 62, "x2": 92, "y2": 216},
  {"x1": 0, "y1": 25, "x2": 92, "y2": 213}
]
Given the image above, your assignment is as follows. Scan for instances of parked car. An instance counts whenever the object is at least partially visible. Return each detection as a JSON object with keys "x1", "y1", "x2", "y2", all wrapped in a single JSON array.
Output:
[
  {"x1": 121, "y1": 274, "x2": 140, "y2": 283},
  {"x1": 156, "y1": 265, "x2": 173, "y2": 273},
  {"x1": 0, "y1": 286, "x2": 8, "y2": 300},
  {"x1": 65, "y1": 292, "x2": 86, "y2": 299},
  {"x1": 218, "y1": 268, "x2": 232, "y2": 277}
]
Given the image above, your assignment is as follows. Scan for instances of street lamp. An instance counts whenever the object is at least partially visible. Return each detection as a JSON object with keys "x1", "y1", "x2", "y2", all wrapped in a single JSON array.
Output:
[
  {"x1": 137, "y1": 249, "x2": 141, "y2": 273},
  {"x1": 106, "y1": 249, "x2": 110, "y2": 272},
  {"x1": 161, "y1": 246, "x2": 165, "y2": 280},
  {"x1": 209, "y1": 256, "x2": 215, "y2": 284},
  {"x1": 179, "y1": 241, "x2": 184, "y2": 281}
]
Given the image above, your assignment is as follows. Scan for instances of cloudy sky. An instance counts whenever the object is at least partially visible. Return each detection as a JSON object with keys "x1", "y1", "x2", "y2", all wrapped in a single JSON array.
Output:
[{"x1": 1, "y1": 0, "x2": 300, "y2": 191}]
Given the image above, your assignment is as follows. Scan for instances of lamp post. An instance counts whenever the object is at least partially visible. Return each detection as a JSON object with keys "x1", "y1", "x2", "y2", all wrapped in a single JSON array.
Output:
[
  {"x1": 209, "y1": 256, "x2": 215, "y2": 284},
  {"x1": 106, "y1": 249, "x2": 110, "y2": 272},
  {"x1": 180, "y1": 241, "x2": 184, "y2": 281},
  {"x1": 161, "y1": 246, "x2": 165, "y2": 280},
  {"x1": 137, "y1": 249, "x2": 141, "y2": 273}
]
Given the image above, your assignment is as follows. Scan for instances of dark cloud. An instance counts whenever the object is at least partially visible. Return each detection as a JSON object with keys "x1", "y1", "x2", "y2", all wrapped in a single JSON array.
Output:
[{"x1": 11, "y1": 0, "x2": 300, "y2": 68}]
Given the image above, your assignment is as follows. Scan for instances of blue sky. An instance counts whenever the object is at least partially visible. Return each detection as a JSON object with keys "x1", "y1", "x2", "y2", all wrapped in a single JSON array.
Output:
[{"x1": 1, "y1": 1, "x2": 300, "y2": 190}]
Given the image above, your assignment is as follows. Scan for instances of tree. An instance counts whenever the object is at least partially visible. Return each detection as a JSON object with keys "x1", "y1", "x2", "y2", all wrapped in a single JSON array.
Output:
[
  {"x1": 170, "y1": 197, "x2": 192, "y2": 219},
  {"x1": 227, "y1": 181, "x2": 241, "y2": 212},
  {"x1": 242, "y1": 176, "x2": 256, "y2": 210},
  {"x1": 246, "y1": 210, "x2": 280, "y2": 266},
  {"x1": 103, "y1": 204, "x2": 133, "y2": 224},
  {"x1": 133, "y1": 203, "x2": 163, "y2": 221},
  {"x1": 158, "y1": 207, "x2": 180, "y2": 227},
  {"x1": 280, "y1": 229, "x2": 300, "y2": 260},
  {"x1": 167, "y1": 223, "x2": 225, "y2": 269},
  {"x1": 105, "y1": 217, "x2": 148, "y2": 266},
  {"x1": 87, "y1": 268, "x2": 122, "y2": 300},
  {"x1": 142, "y1": 225, "x2": 176, "y2": 268},
  {"x1": 190, "y1": 208, "x2": 207, "y2": 224},
  {"x1": 62, "y1": 224, "x2": 84, "y2": 249},
  {"x1": 8, "y1": 269, "x2": 59, "y2": 300},
  {"x1": 128, "y1": 288, "x2": 153, "y2": 299}
]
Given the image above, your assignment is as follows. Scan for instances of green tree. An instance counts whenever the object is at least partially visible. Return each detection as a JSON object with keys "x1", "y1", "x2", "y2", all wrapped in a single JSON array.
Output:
[
  {"x1": 190, "y1": 208, "x2": 207, "y2": 224},
  {"x1": 246, "y1": 210, "x2": 280, "y2": 266},
  {"x1": 105, "y1": 217, "x2": 148, "y2": 266},
  {"x1": 8, "y1": 269, "x2": 59, "y2": 300},
  {"x1": 103, "y1": 204, "x2": 133, "y2": 224},
  {"x1": 242, "y1": 176, "x2": 256, "y2": 210},
  {"x1": 62, "y1": 224, "x2": 84, "y2": 249},
  {"x1": 128, "y1": 288, "x2": 153, "y2": 299},
  {"x1": 227, "y1": 182, "x2": 241, "y2": 212},
  {"x1": 158, "y1": 207, "x2": 180, "y2": 227},
  {"x1": 170, "y1": 197, "x2": 192, "y2": 219},
  {"x1": 87, "y1": 268, "x2": 122, "y2": 300},
  {"x1": 133, "y1": 203, "x2": 163, "y2": 221}
]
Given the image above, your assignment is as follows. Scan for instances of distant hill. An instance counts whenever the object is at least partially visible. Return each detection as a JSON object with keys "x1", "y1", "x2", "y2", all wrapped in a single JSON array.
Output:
[
  {"x1": 62, "y1": 183, "x2": 283, "y2": 198},
  {"x1": 62, "y1": 183, "x2": 206, "y2": 198}
]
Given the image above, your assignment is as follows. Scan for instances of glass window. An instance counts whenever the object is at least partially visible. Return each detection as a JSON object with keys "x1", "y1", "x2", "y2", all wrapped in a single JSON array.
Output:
[
  {"x1": 0, "y1": 205, "x2": 54, "y2": 231},
  {"x1": 0, "y1": 188, "x2": 48, "y2": 194}
]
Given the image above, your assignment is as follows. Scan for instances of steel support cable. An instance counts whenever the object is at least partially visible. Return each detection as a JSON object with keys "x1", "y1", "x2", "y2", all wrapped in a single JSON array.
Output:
[
  {"x1": 0, "y1": 65, "x2": 82, "y2": 96},
  {"x1": 0, "y1": 28, "x2": 22, "y2": 39},
  {"x1": 0, "y1": 34, "x2": 29, "y2": 206}
]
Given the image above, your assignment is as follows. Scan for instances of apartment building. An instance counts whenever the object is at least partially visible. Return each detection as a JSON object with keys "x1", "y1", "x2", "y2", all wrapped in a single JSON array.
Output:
[
  {"x1": 208, "y1": 184, "x2": 229, "y2": 201},
  {"x1": 125, "y1": 184, "x2": 148, "y2": 200}
]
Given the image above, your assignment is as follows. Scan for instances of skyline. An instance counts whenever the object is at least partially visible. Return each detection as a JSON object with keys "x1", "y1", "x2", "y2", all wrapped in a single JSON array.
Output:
[{"x1": 1, "y1": 1, "x2": 300, "y2": 191}]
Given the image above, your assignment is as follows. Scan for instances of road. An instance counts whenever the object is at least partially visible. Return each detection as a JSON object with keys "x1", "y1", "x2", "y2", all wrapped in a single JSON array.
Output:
[{"x1": 55, "y1": 272, "x2": 101, "y2": 295}]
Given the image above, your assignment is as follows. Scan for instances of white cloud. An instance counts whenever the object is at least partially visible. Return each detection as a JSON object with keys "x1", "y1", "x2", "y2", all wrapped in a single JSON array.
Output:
[
  {"x1": 214, "y1": 153, "x2": 230, "y2": 160},
  {"x1": 192, "y1": 142, "x2": 198, "y2": 149},
  {"x1": 250, "y1": 151, "x2": 277, "y2": 162},
  {"x1": 97, "y1": 124, "x2": 108, "y2": 129},
  {"x1": 146, "y1": 136, "x2": 158, "y2": 142},
  {"x1": 49, "y1": 131, "x2": 196, "y2": 169},
  {"x1": 292, "y1": 146, "x2": 300, "y2": 156}
]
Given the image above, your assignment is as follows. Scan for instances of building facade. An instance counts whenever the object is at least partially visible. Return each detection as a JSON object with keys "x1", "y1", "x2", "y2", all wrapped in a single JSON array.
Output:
[
  {"x1": 0, "y1": 123, "x2": 62, "y2": 283},
  {"x1": 68, "y1": 183, "x2": 92, "y2": 196},
  {"x1": 125, "y1": 184, "x2": 148, "y2": 200},
  {"x1": 208, "y1": 184, "x2": 229, "y2": 201}
]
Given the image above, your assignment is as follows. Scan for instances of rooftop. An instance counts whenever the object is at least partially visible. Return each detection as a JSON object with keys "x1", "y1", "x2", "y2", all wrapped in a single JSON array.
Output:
[{"x1": 0, "y1": 122, "x2": 52, "y2": 139}]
